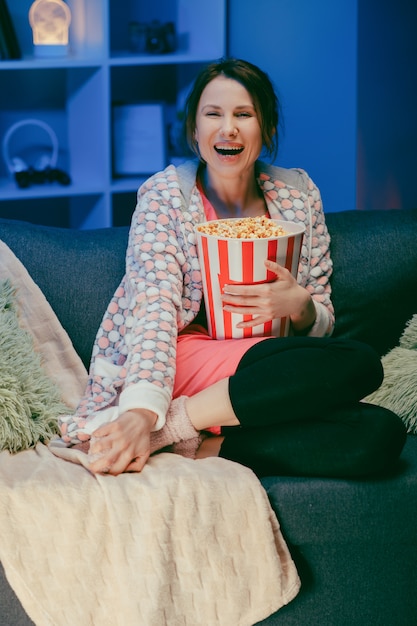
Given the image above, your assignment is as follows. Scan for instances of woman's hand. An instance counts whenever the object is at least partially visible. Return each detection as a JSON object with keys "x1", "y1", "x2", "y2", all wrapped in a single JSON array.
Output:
[
  {"x1": 87, "y1": 408, "x2": 157, "y2": 475},
  {"x1": 221, "y1": 259, "x2": 316, "y2": 333}
]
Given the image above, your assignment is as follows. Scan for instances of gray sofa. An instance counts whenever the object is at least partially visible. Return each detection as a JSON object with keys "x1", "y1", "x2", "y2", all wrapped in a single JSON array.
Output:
[{"x1": 1, "y1": 208, "x2": 417, "y2": 626}]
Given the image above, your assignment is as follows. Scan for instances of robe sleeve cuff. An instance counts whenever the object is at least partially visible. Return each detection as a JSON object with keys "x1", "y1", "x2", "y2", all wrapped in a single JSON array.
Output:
[
  {"x1": 307, "y1": 300, "x2": 334, "y2": 337},
  {"x1": 119, "y1": 383, "x2": 171, "y2": 431}
]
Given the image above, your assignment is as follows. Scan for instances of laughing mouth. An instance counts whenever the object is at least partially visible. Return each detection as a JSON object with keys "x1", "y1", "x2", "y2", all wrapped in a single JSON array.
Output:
[{"x1": 214, "y1": 145, "x2": 244, "y2": 156}]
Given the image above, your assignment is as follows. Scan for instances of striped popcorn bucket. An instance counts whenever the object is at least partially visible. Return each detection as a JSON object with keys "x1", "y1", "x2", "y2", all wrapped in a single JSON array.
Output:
[{"x1": 195, "y1": 219, "x2": 306, "y2": 339}]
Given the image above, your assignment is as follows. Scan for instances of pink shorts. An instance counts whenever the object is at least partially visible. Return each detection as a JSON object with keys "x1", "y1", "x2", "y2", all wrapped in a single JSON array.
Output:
[{"x1": 173, "y1": 325, "x2": 269, "y2": 433}]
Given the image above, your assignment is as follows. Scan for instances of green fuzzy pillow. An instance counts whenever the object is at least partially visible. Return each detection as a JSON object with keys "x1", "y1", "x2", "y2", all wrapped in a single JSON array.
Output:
[
  {"x1": 365, "y1": 314, "x2": 417, "y2": 434},
  {"x1": 0, "y1": 279, "x2": 68, "y2": 452}
]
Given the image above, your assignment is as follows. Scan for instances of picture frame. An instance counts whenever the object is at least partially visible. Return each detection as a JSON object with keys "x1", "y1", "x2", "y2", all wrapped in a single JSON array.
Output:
[{"x1": 112, "y1": 103, "x2": 167, "y2": 176}]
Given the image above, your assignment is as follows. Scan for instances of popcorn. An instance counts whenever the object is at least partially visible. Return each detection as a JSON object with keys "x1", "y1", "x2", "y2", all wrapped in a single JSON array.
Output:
[{"x1": 196, "y1": 215, "x2": 287, "y2": 239}]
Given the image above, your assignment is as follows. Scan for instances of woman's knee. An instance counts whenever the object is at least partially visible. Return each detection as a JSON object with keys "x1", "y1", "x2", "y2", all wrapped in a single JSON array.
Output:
[
  {"x1": 351, "y1": 403, "x2": 407, "y2": 476},
  {"x1": 328, "y1": 339, "x2": 384, "y2": 398}
]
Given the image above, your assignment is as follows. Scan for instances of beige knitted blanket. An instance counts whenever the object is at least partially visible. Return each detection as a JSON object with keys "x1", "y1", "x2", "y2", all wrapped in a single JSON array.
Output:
[{"x1": 0, "y1": 239, "x2": 300, "y2": 625}]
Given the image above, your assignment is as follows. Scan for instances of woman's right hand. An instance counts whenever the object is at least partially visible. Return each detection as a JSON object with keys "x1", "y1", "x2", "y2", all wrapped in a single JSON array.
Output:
[
  {"x1": 88, "y1": 408, "x2": 157, "y2": 475},
  {"x1": 221, "y1": 259, "x2": 316, "y2": 333}
]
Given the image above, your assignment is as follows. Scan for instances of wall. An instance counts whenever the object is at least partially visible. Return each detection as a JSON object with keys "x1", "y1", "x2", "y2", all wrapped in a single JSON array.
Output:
[
  {"x1": 228, "y1": 0, "x2": 417, "y2": 212},
  {"x1": 228, "y1": 0, "x2": 358, "y2": 213},
  {"x1": 357, "y1": 0, "x2": 417, "y2": 211}
]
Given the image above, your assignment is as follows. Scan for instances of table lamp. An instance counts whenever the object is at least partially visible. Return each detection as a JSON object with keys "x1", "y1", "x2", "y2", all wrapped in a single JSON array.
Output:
[{"x1": 29, "y1": 0, "x2": 71, "y2": 57}]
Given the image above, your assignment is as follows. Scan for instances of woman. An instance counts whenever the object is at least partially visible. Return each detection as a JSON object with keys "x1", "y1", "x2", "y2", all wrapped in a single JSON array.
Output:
[{"x1": 60, "y1": 58, "x2": 406, "y2": 477}]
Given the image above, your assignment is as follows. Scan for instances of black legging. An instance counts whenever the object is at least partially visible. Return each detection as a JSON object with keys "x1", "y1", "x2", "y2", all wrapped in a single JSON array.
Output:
[{"x1": 219, "y1": 337, "x2": 406, "y2": 478}]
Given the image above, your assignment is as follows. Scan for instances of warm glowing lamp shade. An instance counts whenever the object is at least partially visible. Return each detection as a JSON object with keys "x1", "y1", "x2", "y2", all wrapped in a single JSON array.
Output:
[{"x1": 29, "y1": 0, "x2": 71, "y2": 57}]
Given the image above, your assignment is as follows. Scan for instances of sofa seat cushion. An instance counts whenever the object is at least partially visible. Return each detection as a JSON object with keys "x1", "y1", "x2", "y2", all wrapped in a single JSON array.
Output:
[{"x1": 261, "y1": 434, "x2": 417, "y2": 546}]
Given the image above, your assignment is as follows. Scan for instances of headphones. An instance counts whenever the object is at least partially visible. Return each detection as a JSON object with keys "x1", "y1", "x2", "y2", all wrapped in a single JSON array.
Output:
[{"x1": 2, "y1": 119, "x2": 71, "y2": 189}]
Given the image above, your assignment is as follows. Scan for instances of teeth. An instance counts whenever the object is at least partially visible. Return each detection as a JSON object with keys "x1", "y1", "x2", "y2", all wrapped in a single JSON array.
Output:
[{"x1": 215, "y1": 145, "x2": 244, "y2": 155}]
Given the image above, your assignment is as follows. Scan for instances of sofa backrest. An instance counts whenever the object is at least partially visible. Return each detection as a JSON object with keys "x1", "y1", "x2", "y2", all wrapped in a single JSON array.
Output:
[
  {"x1": 327, "y1": 208, "x2": 417, "y2": 355},
  {"x1": 1, "y1": 208, "x2": 417, "y2": 368},
  {"x1": 0, "y1": 218, "x2": 129, "y2": 368}
]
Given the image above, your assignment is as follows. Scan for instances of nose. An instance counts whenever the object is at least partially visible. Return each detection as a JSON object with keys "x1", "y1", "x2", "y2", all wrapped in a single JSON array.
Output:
[{"x1": 220, "y1": 115, "x2": 238, "y2": 138}]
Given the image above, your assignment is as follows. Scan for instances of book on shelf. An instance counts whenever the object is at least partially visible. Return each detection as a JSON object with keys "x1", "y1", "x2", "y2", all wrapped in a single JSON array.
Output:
[{"x1": 0, "y1": 0, "x2": 21, "y2": 60}]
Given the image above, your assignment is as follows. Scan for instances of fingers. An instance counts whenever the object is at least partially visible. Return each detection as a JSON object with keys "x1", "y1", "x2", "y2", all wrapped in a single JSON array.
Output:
[
  {"x1": 87, "y1": 426, "x2": 151, "y2": 476},
  {"x1": 235, "y1": 314, "x2": 272, "y2": 329},
  {"x1": 264, "y1": 259, "x2": 296, "y2": 280},
  {"x1": 264, "y1": 258, "x2": 281, "y2": 275},
  {"x1": 87, "y1": 438, "x2": 115, "y2": 474},
  {"x1": 222, "y1": 283, "x2": 277, "y2": 311},
  {"x1": 221, "y1": 261, "x2": 297, "y2": 323},
  {"x1": 221, "y1": 282, "x2": 274, "y2": 304},
  {"x1": 106, "y1": 444, "x2": 150, "y2": 475},
  {"x1": 83, "y1": 409, "x2": 156, "y2": 476},
  {"x1": 125, "y1": 452, "x2": 150, "y2": 473},
  {"x1": 88, "y1": 444, "x2": 150, "y2": 476}
]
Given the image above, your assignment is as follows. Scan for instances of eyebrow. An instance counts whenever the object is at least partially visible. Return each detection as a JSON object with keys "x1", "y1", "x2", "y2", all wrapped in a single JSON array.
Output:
[{"x1": 201, "y1": 104, "x2": 256, "y2": 111}]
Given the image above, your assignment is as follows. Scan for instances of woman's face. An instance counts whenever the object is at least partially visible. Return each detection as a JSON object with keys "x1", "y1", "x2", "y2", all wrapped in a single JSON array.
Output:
[{"x1": 194, "y1": 75, "x2": 263, "y2": 181}]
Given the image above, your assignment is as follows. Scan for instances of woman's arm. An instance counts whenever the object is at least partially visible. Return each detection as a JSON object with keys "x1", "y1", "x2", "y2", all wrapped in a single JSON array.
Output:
[
  {"x1": 300, "y1": 171, "x2": 334, "y2": 336},
  {"x1": 117, "y1": 170, "x2": 187, "y2": 425},
  {"x1": 220, "y1": 171, "x2": 334, "y2": 337}
]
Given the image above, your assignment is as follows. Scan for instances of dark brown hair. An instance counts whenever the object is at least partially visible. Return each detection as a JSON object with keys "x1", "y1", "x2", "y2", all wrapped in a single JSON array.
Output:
[{"x1": 184, "y1": 58, "x2": 280, "y2": 160}]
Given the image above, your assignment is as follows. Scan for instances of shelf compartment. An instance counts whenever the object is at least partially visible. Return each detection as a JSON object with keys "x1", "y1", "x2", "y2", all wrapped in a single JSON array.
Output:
[
  {"x1": 109, "y1": 0, "x2": 225, "y2": 60},
  {"x1": 4, "y1": 0, "x2": 106, "y2": 64},
  {"x1": 109, "y1": 63, "x2": 198, "y2": 185},
  {"x1": 0, "y1": 67, "x2": 109, "y2": 199}
]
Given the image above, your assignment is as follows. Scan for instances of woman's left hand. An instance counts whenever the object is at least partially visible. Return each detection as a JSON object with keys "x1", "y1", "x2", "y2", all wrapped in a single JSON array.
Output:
[
  {"x1": 221, "y1": 259, "x2": 316, "y2": 332},
  {"x1": 87, "y1": 408, "x2": 157, "y2": 475}
]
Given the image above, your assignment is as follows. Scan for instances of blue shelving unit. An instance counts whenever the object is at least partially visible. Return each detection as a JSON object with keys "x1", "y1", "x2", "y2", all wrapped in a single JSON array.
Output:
[{"x1": 0, "y1": 0, "x2": 226, "y2": 228}]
